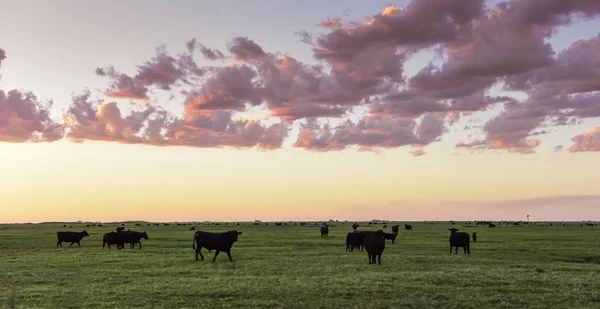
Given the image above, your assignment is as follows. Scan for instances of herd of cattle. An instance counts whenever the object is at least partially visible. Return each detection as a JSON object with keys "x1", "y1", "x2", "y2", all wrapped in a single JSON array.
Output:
[{"x1": 55, "y1": 223, "x2": 478, "y2": 265}]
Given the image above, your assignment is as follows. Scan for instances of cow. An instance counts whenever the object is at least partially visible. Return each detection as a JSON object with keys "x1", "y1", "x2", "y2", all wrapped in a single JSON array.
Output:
[
  {"x1": 103, "y1": 231, "x2": 126, "y2": 249},
  {"x1": 383, "y1": 232, "x2": 397, "y2": 244},
  {"x1": 352, "y1": 223, "x2": 359, "y2": 230},
  {"x1": 449, "y1": 228, "x2": 470, "y2": 254},
  {"x1": 123, "y1": 231, "x2": 149, "y2": 249},
  {"x1": 189, "y1": 227, "x2": 196, "y2": 231},
  {"x1": 472, "y1": 232, "x2": 477, "y2": 242},
  {"x1": 56, "y1": 230, "x2": 89, "y2": 248},
  {"x1": 488, "y1": 223, "x2": 497, "y2": 228},
  {"x1": 116, "y1": 227, "x2": 125, "y2": 233},
  {"x1": 346, "y1": 232, "x2": 366, "y2": 252},
  {"x1": 405, "y1": 224, "x2": 412, "y2": 231},
  {"x1": 192, "y1": 230, "x2": 242, "y2": 262},
  {"x1": 363, "y1": 230, "x2": 385, "y2": 265},
  {"x1": 320, "y1": 225, "x2": 329, "y2": 237},
  {"x1": 391, "y1": 225, "x2": 399, "y2": 234}
]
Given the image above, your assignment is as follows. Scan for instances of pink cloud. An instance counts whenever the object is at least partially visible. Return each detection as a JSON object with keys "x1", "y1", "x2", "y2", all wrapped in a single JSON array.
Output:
[
  {"x1": 0, "y1": 89, "x2": 63, "y2": 143},
  {"x1": 186, "y1": 38, "x2": 225, "y2": 61},
  {"x1": 411, "y1": 148, "x2": 426, "y2": 157},
  {"x1": 228, "y1": 36, "x2": 266, "y2": 62},
  {"x1": 569, "y1": 127, "x2": 600, "y2": 152}
]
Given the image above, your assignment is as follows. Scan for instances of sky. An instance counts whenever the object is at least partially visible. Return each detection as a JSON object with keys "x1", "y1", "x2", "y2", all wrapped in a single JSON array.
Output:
[{"x1": 1, "y1": 0, "x2": 599, "y2": 223}]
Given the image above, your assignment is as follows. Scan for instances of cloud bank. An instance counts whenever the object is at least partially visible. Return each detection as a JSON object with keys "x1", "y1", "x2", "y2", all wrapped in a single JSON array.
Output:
[{"x1": 1, "y1": 0, "x2": 599, "y2": 154}]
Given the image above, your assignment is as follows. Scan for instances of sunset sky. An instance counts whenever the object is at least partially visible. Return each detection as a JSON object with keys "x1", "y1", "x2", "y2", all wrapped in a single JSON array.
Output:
[{"x1": 1, "y1": 0, "x2": 599, "y2": 223}]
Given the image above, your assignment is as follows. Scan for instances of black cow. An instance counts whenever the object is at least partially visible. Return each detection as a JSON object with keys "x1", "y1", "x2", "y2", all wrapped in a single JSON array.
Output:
[
  {"x1": 189, "y1": 227, "x2": 196, "y2": 231},
  {"x1": 472, "y1": 232, "x2": 477, "y2": 242},
  {"x1": 488, "y1": 223, "x2": 496, "y2": 228},
  {"x1": 383, "y1": 232, "x2": 397, "y2": 244},
  {"x1": 391, "y1": 225, "x2": 399, "y2": 234},
  {"x1": 103, "y1": 231, "x2": 125, "y2": 249},
  {"x1": 352, "y1": 223, "x2": 359, "y2": 230},
  {"x1": 346, "y1": 232, "x2": 365, "y2": 252},
  {"x1": 405, "y1": 224, "x2": 412, "y2": 231},
  {"x1": 320, "y1": 225, "x2": 329, "y2": 237},
  {"x1": 193, "y1": 230, "x2": 242, "y2": 262},
  {"x1": 56, "y1": 230, "x2": 89, "y2": 248},
  {"x1": 449, "y1": 228, "x2": 470, "y2": 254},
  {"x1": 116, "y1": 227, "x2": 125, "y2": 233},
  {"x1": 363, "y1": 230, "x2": 385, "y2": 265},
  {"x1": 123, "y1": 231, "x2": 149, "y2": 249}
]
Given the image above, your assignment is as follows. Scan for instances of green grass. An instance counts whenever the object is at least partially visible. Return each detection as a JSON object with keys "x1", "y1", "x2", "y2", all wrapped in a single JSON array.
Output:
[{"x1": 1, "y1": 222, "x2": 599, "y2": 309}]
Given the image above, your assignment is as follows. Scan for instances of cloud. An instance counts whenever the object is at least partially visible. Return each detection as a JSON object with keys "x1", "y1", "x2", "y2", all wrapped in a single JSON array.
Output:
[
  {"x1": 0, "y1": 48, "x2": 5, "y2": 78},
  {"x1": 228, "y1": 36, "x2": 266, "y2": 62},
  {"x1": 336, "y1": 195, "x2": 600, "y2": 221},
  {"x1": 64, "y1": 92, "x2": 288, "y2": 150},
  {"x1": 97, "y1": 45, "x2": 204, "y2": 100},
  {"x1": 569, "y1": 127, "x2": 600, "y2": 152},
  {"x1": 186, "y1": 38, "x2": 225, "y2": 61},
  {"x1": 0, "y1": 89, "x2": 63, "y2": 142},
  {"x1": 411, "y1": 148, "x2": 426, "y2": 157}
]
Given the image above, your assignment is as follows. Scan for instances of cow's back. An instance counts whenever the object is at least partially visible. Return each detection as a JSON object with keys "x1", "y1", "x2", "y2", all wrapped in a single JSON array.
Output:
[{"x1": 194, "y1": 231, "x2": 229, "y2": 250}]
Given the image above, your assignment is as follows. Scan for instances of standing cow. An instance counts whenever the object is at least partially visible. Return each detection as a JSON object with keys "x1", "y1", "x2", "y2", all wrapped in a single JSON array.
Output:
[
  {"x1": 123, "y1": 231, "x2": 149, "y2": 249},
  {"x1": 449, "y1": 228, "x2": 470, "y2": 254},
  {"x1": 320, "y1": 225, "x2": 329, "y2": 237},
  {"x1": 193, "y1": 230, "x2": 242, "y2": 262},
  {"x1": 391, "y1": 225, "x2": 399, "y2": 234},
  {"x1": 364, "y1": 230, "x2": 386, "y2": 265},
  {"x1": 404, "y1": 224, "x2": 413, "y2": 230},
  {"x1": 103, "y1": 231, "x2": 126, "y2": 250},
  {"x1": 56, "y1": 230, "x2": 89, "y2": 248}
]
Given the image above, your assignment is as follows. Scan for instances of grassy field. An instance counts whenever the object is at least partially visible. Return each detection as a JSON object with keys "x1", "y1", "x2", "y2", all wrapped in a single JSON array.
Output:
[{"x1": 1, "y1": 222, "x2": 599, "y2": 309}]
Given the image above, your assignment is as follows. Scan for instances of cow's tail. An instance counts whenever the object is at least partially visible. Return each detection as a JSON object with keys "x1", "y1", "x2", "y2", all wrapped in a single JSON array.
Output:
[{"x1": 192, "y1": 234, "x2": 196, "y2": 249}]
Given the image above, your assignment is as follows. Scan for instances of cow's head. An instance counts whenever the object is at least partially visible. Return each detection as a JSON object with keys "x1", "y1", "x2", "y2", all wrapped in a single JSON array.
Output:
[
  {"x1": 449, "y1": 228, "x2": 459, "y2": 233},
  {"x1": 142, "y1": 232, "x2": 149, "y2": 240},
  {"x1": 81, "y1": 230, "x2": 90, "y2": 237},
  {"x1": 228, "y1": 230, "x2": 242, "y2": 242}
]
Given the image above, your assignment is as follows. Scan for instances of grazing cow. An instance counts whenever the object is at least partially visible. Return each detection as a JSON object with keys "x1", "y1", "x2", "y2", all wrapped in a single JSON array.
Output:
[
  {"x1": 86, "y1": 224, "x2": 90, "y2": 227},
  {"x1": 488, "y1": 223, "x2": 496, "y2": 228},
  {"x1": 346, "y1": 232, "x2": 366, "y2": 252},
  {"x1": 135, "y1": 223, "x2": 141, "y2": 227},
  {"x1": 189, "y1": 227, "x2": 196, "y2": 231},
  {"x1": 391, "y1": 225, "x2": 399, "y2": 234},
  {"x1": 320, "y1": 225, "x2": 329, "y2": 237},
  {"x1": 193, "y1": 230, "x2": 242, "y2": 262},
  {"x1": 472, "y1": 232, "x2": 477, "y2": 242},
  {"x1": 449, "y1": 228, "x2": 470, "y2": 254},
  {"x1": 383, "y1": 232, "x2": 397, "y2": 244},
  {"x1": 383, "y1": 225, "x2": 387, "y2": 228},
  {"x1": 56, "y1": 231, "x2": 89, "y2": 248},
  {"x1": 253, "y1": 223, "x2": 259, "y2": 226},
  {"x1": 404, "y1": 224, "x2": 412, "y2": 231},
  {"x1": 352, "y1": 223, "x2": 359, "y2": 230},
  {"x1": 300, "y1": 222, "x2": 306, "y2": 226},
  {"x1": 363, "y1": 230, "x2": 385, "y2": 265},
  {"x1": 123, "y1": 231, "x2": 149, "y2": 249},
  {"x1": 63, "y1": 225, "x2": 67, "y2": 228},
  {"x1": 116, "y1": 227, "x2": 125, "y2": 233},
  {"x1": 275, "y1": 223, "x2": 283, "y2": 226},
  {"x1": 103, "y1": 231, "x2": 126, "y2": 250}
]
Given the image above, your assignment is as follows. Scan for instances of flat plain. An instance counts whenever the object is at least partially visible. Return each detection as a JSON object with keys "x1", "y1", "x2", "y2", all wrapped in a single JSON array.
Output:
[{"x1": 1, "y1": 222, "x2": 599, "y2": 309}]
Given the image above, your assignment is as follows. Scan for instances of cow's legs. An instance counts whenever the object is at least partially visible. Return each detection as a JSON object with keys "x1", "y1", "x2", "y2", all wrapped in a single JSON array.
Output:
[
  {"x1": 138, "y1": 241, "x2": 142, "y2": 250},
  {"x1": 69, "y1": 242, "x2": 75, "y2": 247},
  {"x1": 449, "y1": 245, "x2": 453, "y2": 254},
  {"x1": 57, "y1": 241, "x2": 61, "y2": 248},
  {"x1": 212, "y1": 250, "x2": 220, "y2": 262},
  {"x1": 377, "y1": 254, "x2": 381, "y2": 265},
  {"x1": 196, "y1": 248, "x2": 204, "y2": 261},
  {"x1": 226, "y1": 250, "x2": 233, "y2": 262},
  {"x1": 77, "y1": 241, "x2": 81, "y2": 248}
]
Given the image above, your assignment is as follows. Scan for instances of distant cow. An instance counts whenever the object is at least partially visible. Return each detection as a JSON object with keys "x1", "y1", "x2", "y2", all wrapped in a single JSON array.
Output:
[
  {"x1": 103, "y1": 231, "x2": 125, "y2": 249},
  {"x1": 472, "y1": 232, "x2": 477, "y2": 242},
  {"x1": 405, "y1": 224, "x2": 412, "y2": 231},
  {"x1": 346, "y1": 232, "x2": 366, "y2": 252},
  {"x1": 123, "y1": 231, "x2": 149, "y2": 249},
  {"x1": 56, "y1": 230, "x2": 89, "y2": 248},
  {"x1": 383, "y1": 232, "x2": 397, "y2": 244},
  {"x1": 192, "y1": 230, "x2": 242, "y2": 262},
  {"x1": 135, "y1": 223, "x2": 141, "y2": 227},
  {"x1": 449, "y1": 228, "x2": 470, "y2": 254},
  {"x1": 189, "y1": 227, "x2": 196, "y2": 231},
  {"x1": 320, "y1": 225, "x2": 329, "y2": 237},
  {"x1": 116, "y1": 227, "x2": 125, "y2": 233},
  {"x1": 391, "y1": 225, "x2": 399, "y2": 234},
  {"x1": 488, "y1": 223, "x2": 496, "y2": 228},
  {"x1": 363, "y1": 230, "x2": 386, "y2": 265},
  {"x1": 352, "y1": 223, "x2": 359, "y2": 230}
]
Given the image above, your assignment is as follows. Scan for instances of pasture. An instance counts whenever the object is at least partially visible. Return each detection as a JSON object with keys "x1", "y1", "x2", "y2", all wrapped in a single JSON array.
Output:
[{"x1": 1, "y1": 222, "x2": 599, "y2": 309}]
